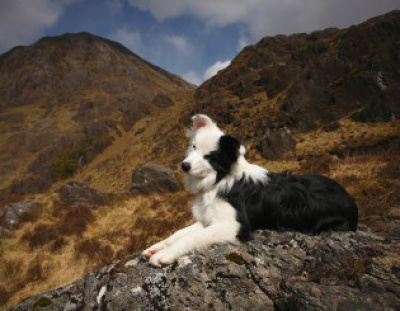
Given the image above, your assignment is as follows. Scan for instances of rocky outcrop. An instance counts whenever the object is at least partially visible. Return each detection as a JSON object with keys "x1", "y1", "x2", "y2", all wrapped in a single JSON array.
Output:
[
  {"x1": 8, "y1": 230, "x2": 400, "y2": 311},
  {"x1": 0, "y1": 200, "x2": 41, "y2": 230},
  {"x1": 58, "y1": 182, "x2": 109, "y2": 208},
  {"x1": 256, "y1": 128, "x2": 296, "y2": 160},
  {"x1": 194, "y1": 10, "x2": 400, "y2": 147},
  {"x1": 130, "y1": 164, "x2": 182, "y2": 195}
]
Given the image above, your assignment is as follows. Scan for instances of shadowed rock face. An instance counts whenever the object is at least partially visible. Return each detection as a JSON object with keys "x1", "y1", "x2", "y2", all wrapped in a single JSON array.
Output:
[
  {"x1": 8, "y1": 230, "x2": 400, "y2": 311},
  {"x1": 194, "y1": 10, "x2": 400, "y2": 138}
]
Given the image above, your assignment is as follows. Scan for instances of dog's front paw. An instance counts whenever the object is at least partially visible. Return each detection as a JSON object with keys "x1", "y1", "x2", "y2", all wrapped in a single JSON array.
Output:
[
  {"x1": 142, "y1": 241, "x2": 167, "y2": 259},
  {"x1": 148, "y1": 250, "x2": 177, "y2": 267}
]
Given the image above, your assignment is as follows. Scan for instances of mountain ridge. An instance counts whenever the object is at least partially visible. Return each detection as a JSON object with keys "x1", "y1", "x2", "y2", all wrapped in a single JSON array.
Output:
[{"x1": 194, "y1": 10, "x2": 400, "y2": 137}]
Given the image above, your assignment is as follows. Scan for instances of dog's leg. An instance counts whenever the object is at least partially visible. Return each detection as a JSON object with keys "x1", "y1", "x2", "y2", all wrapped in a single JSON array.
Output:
[
  {"x1": 149, "y1": 222, "x2": 239, "y2": 267},
  {"x1": 142, "y1": 222, "x2": 204, "y2": 259}
]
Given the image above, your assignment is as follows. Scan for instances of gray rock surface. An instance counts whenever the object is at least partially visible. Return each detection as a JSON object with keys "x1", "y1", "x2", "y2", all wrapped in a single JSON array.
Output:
[
  {"x1": 58, "y1": 182, "x2": 109, "y2": 208},
  {"x1": 8, "y1": 230, "x2": 400, "y2": 311},
  {"x1": 0, "y1": 199, "x2": 41, "y2": 230},
  {"x1": 130, "y1": 164, "x2": 182, "y2": 195}
]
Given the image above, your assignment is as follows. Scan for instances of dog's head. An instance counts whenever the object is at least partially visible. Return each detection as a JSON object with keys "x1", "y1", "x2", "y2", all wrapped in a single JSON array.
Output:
[{"x1": 181, "y1": 114, "x2": 245, "y2": 193}]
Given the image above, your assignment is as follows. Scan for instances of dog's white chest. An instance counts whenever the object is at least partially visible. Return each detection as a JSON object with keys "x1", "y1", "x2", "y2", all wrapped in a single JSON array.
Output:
[{"x1": 192, "y1": 191, "x2": 237, "y2": 227}]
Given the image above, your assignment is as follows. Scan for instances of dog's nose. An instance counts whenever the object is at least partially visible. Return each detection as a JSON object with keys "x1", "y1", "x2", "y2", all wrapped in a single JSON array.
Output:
[{"x1": 181, "y1": 161, "x2": 191, "y2": 173}]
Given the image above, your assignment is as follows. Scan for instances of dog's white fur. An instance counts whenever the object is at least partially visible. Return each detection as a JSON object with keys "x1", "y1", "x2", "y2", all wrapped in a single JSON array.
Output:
[{"x1": 142, "y1": 114, "x2": 266, "y2": 267}]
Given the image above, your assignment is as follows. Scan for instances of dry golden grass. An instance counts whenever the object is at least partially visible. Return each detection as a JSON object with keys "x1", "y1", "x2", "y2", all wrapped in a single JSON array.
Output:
[{"x1": 292, "y1": 119, "x2": 398, "y2": 157}]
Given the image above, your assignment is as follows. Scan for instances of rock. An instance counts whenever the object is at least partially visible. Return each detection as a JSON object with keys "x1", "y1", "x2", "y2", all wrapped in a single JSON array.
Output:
[
  {"x1": 58, "y1": 182, "x2": 109, "y2": 208},
  {"x1": 130, "y1": 164, "x2": 182, "y2": 195},
  {"x1": 351, "y1": 102, "x2": 394, "y2": 123},
  {"x1": 0, "y1": 200, "x2": 41, "y2": 230},
  {"x1": 256, "y1": 128, "x2": 296, "y2": 160},
  {"x1": 7, "y1": 230, "x2": 400, "y2": 311}
]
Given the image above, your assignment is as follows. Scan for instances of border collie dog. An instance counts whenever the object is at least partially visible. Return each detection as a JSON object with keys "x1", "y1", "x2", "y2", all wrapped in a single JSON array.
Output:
[{"x1": 143, "y1": 114, "x2": 358, "y2": 267}]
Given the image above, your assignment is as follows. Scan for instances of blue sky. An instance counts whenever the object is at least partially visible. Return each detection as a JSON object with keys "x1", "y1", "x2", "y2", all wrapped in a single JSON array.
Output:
[{"x1": 1, "y1": 0, "x2": 399, "y2": 85}]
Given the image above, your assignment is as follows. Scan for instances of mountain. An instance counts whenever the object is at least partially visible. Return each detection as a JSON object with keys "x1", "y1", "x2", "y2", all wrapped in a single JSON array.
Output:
[
  {"x1": 195, "y1": 10, "x2": 399, "y2": 141},
  {"x1": 0, "y1": 32, "x2": 194, "y2": 193}
]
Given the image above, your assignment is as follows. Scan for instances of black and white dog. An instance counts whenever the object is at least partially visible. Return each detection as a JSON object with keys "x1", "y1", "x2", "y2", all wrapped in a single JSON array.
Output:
[{"x1": 143, "y1": 114, "x2": 358, "y2": 267}]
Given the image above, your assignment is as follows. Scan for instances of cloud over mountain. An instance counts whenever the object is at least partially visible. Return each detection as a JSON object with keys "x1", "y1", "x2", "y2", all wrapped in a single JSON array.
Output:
[
  {"x1": 0, "y1": 0, "x2": 79, "y2": 50},
  {"x1": 203, "y1": 59, "x2": 231, "y2": 81},
  {"x1": 129, "y1": 0, "x2": 399, "y2": 40}
]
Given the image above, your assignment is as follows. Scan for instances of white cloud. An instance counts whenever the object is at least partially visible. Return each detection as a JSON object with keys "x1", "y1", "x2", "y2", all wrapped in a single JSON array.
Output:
[
  {"x1": 164, "y1": 35, "x2": 190, "y2": 53},
  {"x1": 203, "y1": 60, "x2": 231, "y2": 81},
  {"x1": 182, "y1": 71, "x2": 202, "y2": 85},
  {"x1": 0, "y1": 0, "x2": 79, "y2": 51},
  {"x1": 128, "y1": 0, "x2": 400, "y2": 41},
  {"x1": 182, "y1": 60, "x2": 231, "y2": 85},
  {"x1": 110, "y1": 26, "x2": 142, "y2": 50},
  {"x1": 237, "y1": 33, "x2": 251, "y2": 51},
  {"x1": 128, "y1": 0, "x2": 248, "y2": 26}
]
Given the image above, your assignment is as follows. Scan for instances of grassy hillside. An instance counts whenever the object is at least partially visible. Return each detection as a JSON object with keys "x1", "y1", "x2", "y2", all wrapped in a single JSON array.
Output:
[{"x1": 1, "y1": 88, "x2": 399, "y2": 309}]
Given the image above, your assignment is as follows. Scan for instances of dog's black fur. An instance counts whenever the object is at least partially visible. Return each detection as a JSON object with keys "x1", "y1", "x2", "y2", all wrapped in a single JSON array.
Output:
[{"x1": 208, "y1": 135, "x2": 358, "y2": 240}]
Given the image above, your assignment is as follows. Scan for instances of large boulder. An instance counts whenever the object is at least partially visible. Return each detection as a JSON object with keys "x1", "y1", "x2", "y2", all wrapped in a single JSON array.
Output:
[
  {"x1": 58, "y1": 182, "x2": 109, "y2": 208},
  {"x1": 130, "y1": 164, "x2": 182, "y2": 195},
  {"x1": 7, "y1": 230, "x2": 400, "y2": 311},
  {"x1": 256, "y1": 128, "x2": 296, "y2": 160},
  {"x1": 0, "y1": 200, "x2": 41, "y2": 230}
]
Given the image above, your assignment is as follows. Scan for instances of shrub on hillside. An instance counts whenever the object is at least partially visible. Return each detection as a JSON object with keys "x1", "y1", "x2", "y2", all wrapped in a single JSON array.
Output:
[{"x1": 51, "y1": 145, "x2": 86, "y2": 180}]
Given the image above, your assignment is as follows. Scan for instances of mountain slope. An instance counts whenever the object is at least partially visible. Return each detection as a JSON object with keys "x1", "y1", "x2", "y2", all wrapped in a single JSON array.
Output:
[
  {"x1": 195, "y1": 10, "x2": 399, "y2": 136},
  {"x1": 0, "y1": 32, "x2": 194, "y2": 193}
]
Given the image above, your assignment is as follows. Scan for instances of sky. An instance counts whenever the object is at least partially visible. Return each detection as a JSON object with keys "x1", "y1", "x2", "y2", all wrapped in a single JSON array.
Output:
[{"x1": 0, "y1": 0, "x2": 399, "y2": 85}]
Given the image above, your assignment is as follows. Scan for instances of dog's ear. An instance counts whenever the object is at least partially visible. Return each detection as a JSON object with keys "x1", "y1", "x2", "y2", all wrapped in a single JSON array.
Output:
[
  {"x1": 219, "y1": 135, "x2": 241, "y2": 165},
  {"x1": 204, "y1": 135, "x2": 242, "y2": 182},
  {"x1": 192, "y1": 114, "x2": 214, "y2": 131}
]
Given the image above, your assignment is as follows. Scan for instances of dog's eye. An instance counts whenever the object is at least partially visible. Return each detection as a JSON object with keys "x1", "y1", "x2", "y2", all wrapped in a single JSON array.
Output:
[{"x1": 192, "y1": 145, "x2": 196, "y2": 150}]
